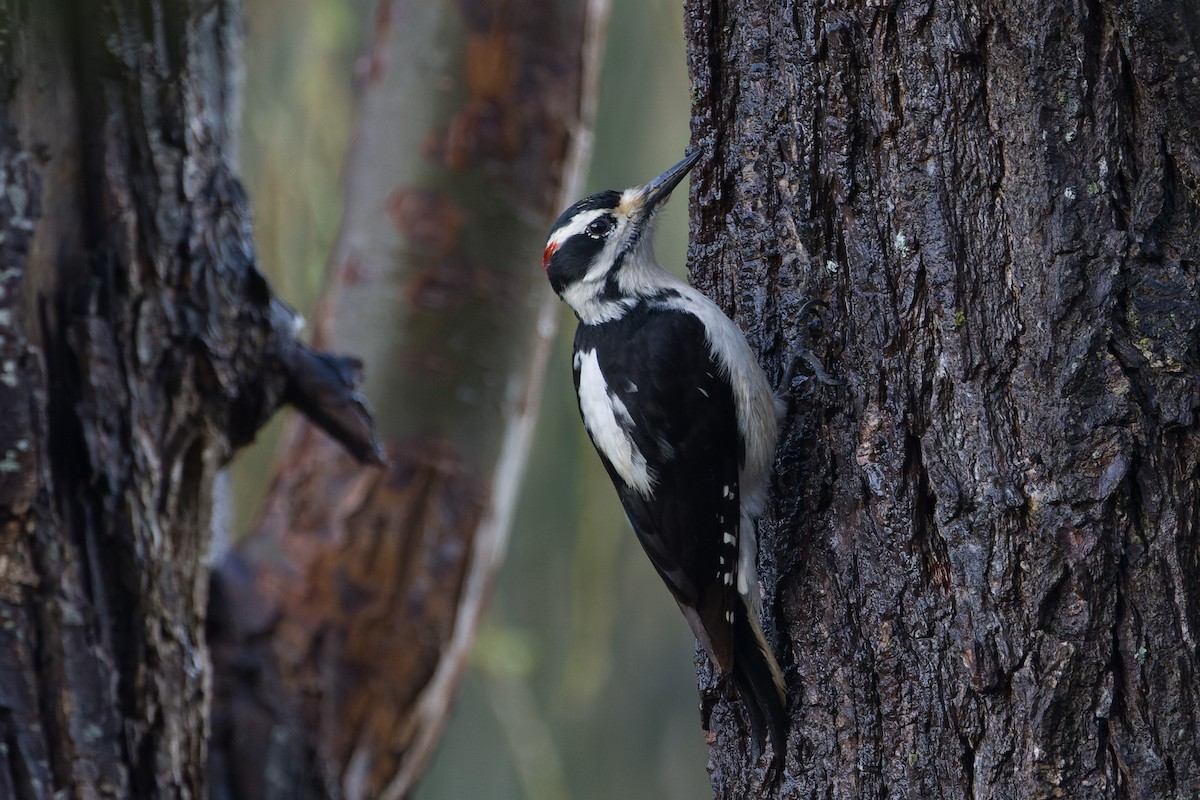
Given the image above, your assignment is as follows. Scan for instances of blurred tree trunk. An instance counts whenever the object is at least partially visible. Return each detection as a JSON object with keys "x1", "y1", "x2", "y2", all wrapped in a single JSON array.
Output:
[
  {"x1": 208, "y1": 1, "x2": 606, "y2": 798},
  {"x1": 684, "y1": 1, "x2": 1200, "y2": 797},
  {"x1": 0, "y1": 1, "x2": 379, "y2": 798}
]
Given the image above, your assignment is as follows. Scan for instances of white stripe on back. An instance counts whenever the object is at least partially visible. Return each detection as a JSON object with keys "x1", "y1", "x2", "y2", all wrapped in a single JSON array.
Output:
[{"x1": 575, "y1": 349, "x2": 656, "y2": 497}]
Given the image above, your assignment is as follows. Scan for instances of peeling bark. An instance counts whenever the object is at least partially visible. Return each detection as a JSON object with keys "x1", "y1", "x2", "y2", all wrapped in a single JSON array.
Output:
[
  {"x1": 208, "y1": 1, "x2": 607, "y2": 797},
  {"x1": 684, "y1": 1, "x2": 1200, "y2": 797}
]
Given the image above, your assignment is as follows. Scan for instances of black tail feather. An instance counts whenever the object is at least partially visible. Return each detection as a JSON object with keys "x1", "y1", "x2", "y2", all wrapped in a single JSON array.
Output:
[{"x1": 730, "y1": 600, "x2": 788, "y2": 761}]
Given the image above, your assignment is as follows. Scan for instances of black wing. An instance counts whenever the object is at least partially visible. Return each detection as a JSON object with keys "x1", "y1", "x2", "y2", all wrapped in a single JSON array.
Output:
[{"x1": 573, "y1": 306, "x2": 742, "y2": 672}]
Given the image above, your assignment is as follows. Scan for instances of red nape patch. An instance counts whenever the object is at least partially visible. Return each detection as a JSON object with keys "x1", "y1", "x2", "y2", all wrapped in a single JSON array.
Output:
[{"x1": 542, "y1": 241, "x2": 560, "y2": 273}]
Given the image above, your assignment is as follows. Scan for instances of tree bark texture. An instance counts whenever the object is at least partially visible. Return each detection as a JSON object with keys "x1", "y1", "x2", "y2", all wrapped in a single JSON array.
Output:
[
  {"x1": 208, "y1": 1, "x2": 605, "y2": 798},
  {"x1": 684, "y1": 1, "x2": 1200, "y2": 797},
  {"x1": 0, "y1": 2, "x2": 379, "y2": 797}
]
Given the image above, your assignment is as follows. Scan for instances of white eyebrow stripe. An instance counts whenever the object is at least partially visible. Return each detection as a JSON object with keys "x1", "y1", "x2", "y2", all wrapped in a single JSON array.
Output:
[{"x1": 548, "y1": 208, "x2": 608, "y2": 248}]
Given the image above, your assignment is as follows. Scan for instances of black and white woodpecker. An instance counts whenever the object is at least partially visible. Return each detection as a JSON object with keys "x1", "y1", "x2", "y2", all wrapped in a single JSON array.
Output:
[{"x1": 542, "y1": 150, "x2": 788, "y2": 758}]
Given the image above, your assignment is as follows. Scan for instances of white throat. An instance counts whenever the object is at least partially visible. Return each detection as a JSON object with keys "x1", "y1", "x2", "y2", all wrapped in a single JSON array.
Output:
[{"x1": 562, "y1": 236, "x2": 684, "y2": 326}]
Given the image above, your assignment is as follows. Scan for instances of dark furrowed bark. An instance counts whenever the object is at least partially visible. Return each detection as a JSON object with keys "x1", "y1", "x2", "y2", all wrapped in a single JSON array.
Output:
[
  {"x1": 0, "y1": 2, "x2": 379, "y2": 797},
  {"x1": 684, "y1": 1, "x2": 1200, "y2": 797}
]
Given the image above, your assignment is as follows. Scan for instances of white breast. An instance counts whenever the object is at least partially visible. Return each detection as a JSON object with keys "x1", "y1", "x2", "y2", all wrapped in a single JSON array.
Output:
[{"x1": 575, "y1": 349, "x2": 656, "y2": 497}]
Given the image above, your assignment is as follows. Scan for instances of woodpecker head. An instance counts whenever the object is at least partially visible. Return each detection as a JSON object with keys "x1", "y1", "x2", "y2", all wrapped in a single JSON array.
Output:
[{"x1": 543, "y1": 151, "x2": 700, "y2": 323}]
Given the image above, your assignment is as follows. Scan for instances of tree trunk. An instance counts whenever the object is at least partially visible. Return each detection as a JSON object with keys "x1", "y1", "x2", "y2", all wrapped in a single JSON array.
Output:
[
  {"x1": 684, "y1": 1, "x2": 1200, "y2": 797},
  {"x1": 0, "y1": 2, "x2": 379, "y2": 797},
  {"x1": 207, "y1": 1, "x2": 606, "y2": 798}
]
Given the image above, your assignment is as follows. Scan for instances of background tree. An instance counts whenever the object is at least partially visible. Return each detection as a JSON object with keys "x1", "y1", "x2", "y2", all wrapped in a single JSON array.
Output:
[
  {"x1": 682, "y1": 0, "x2": 1200, "y2": 797},
  {"x1": 208, "y1": 0, "x2": 607, "y2": 797}
]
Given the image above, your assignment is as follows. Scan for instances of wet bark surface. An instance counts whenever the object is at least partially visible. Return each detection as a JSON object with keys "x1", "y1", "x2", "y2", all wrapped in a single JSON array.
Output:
[
  {"x1": 0, "y1": 2, "x2": 379, "y2": 797},
  {"x1": 684, "y1": 1, "x2": 1200, "y2": 797}
]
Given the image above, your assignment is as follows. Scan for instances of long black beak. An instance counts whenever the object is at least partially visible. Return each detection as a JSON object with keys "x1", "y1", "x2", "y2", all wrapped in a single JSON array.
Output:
[{"x1": 638, "y1": 149, "x2": 702, "y2": 216}]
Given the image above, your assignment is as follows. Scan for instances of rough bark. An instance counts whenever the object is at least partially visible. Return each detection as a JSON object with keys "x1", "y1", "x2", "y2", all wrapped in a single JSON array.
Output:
[
  {"x1": 0, "y1": 2, "x2": 379, "y2": 797},
  {"x1": 207, "y1": 1, "x2": 606, "y2": 798},
  {"x1": 684, "y1": 0, "x2": 1200, "y2": 797}
]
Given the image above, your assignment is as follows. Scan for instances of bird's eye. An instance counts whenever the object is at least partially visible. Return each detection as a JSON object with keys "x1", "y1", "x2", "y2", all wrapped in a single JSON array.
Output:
[{"x1": 586, "y1": 217, "x2": 613, "y2": 239}]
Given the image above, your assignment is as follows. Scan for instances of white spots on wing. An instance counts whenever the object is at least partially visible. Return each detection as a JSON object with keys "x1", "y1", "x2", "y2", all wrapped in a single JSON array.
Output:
[
  {"x1": 723, "y1": 485, "x2": 732, "y2": 499},
  {"x1": 738, "y1": 509, "x2": 757, "y2": 606},
  {"x1": 723, "y1": 533, "x2": 736, "y2": 545},
  {"x1": 576, "y1": 349, "x2": 655, "y2": 497},
  {"x1": 726, "y1": 611, "x2": 734, "y2": 624},
  {"x1": 697, "y1": 386, "x2": 709, "y2": 397},
  {"x1": 625, "y1": 380, "x2": 638, "y2": 393},
  {"x1": 723, "y1": 573, "x2": 733, "y2": 586}
]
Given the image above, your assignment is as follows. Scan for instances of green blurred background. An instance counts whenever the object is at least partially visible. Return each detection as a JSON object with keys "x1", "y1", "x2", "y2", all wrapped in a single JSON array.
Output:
[{"x1": 234, "y1": 0, "x2": 710, "y2": 798}]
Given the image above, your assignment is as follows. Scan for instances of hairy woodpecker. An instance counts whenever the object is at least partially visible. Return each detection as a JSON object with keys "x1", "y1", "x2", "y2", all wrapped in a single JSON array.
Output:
[{"x1": 543, "y1": 151, "x2": 788, "y2": 758}]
